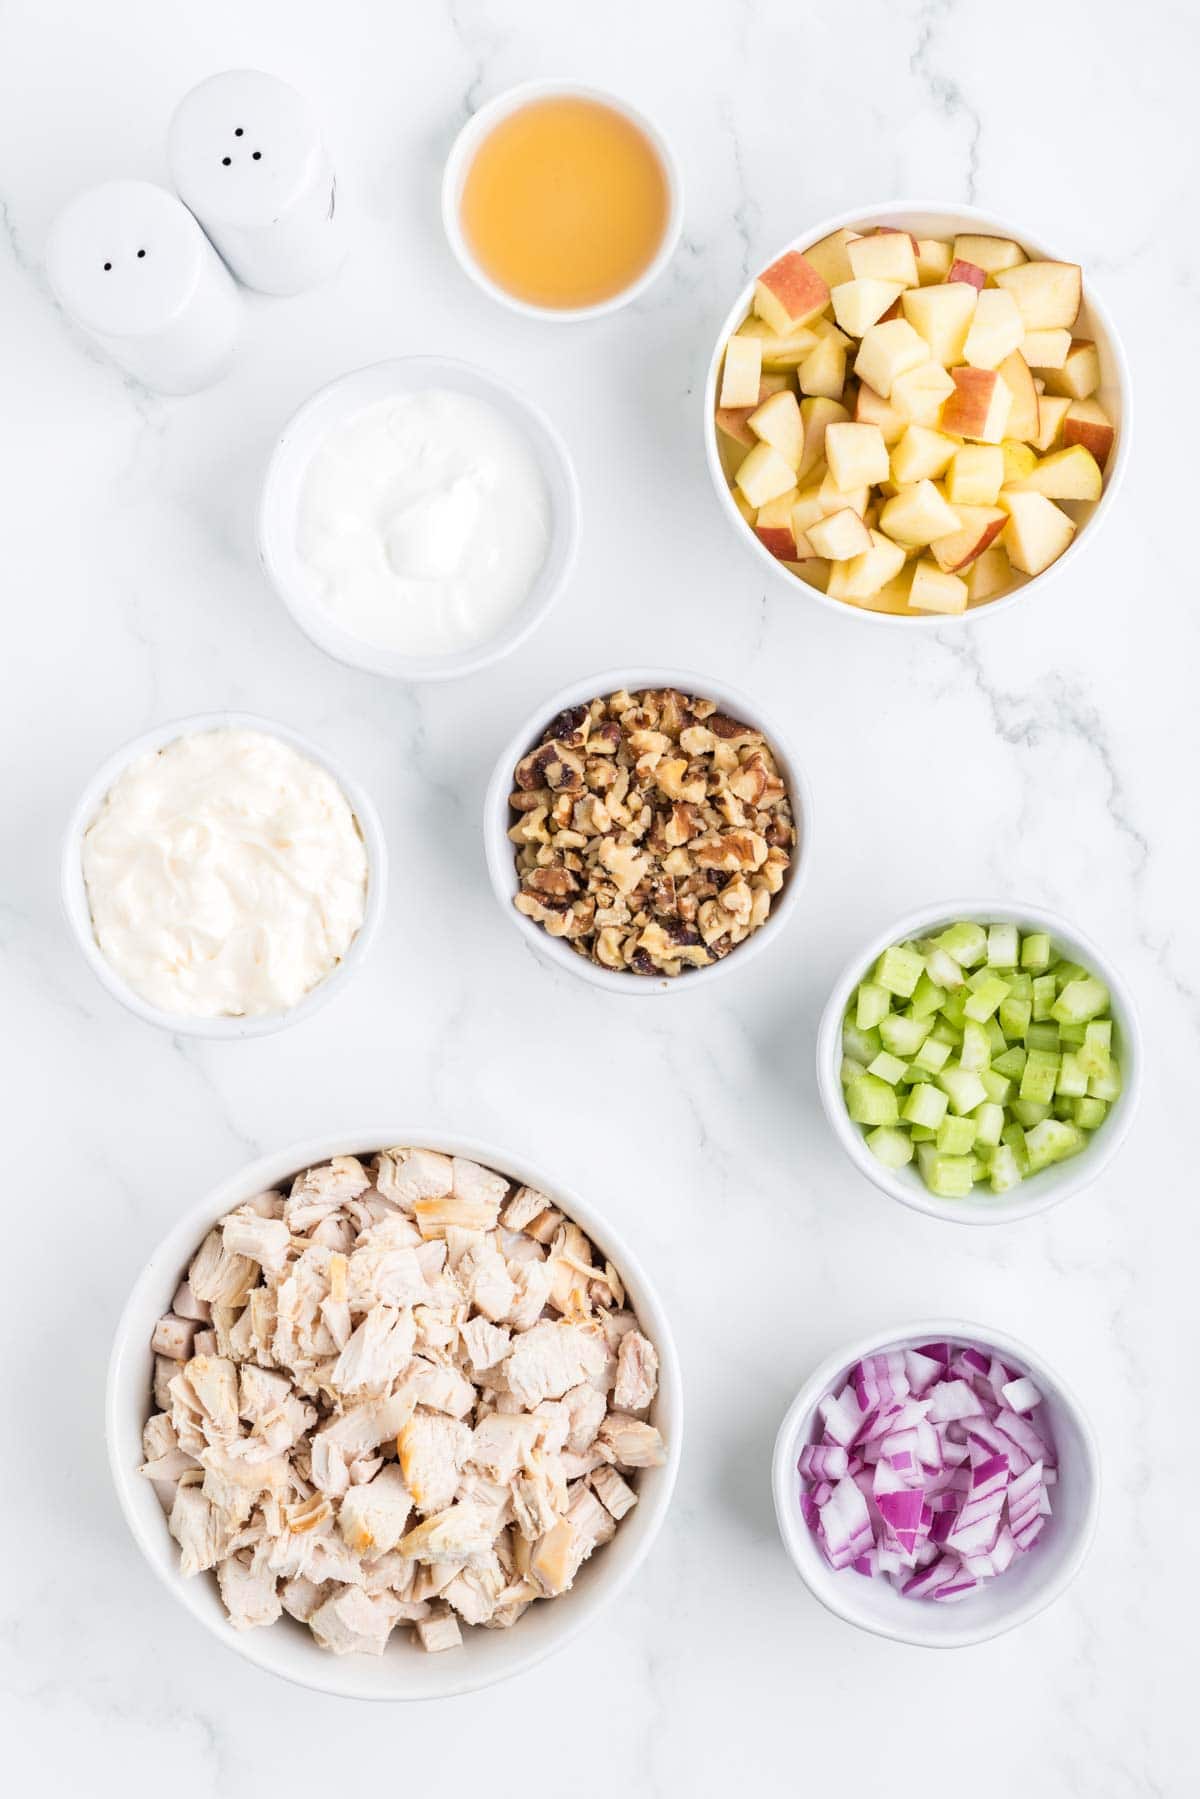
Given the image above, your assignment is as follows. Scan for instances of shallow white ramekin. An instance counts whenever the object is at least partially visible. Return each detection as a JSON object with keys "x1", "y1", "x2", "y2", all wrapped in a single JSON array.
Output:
[
  {"x1": 61, "y1": 712, "x2": 387, "y2": 1039},
  {"x1": 484, "y1": 666, "x2": 813, "y2": 994},
  {"x1": 704, "y1": 200, "x2": 1131, "y2": 626},
  {"x1": 107, "y1": 1130, "x2": 682, "y2": 1700},
  {"x1": 815, "y1": 898, "x2": 1142, "y2": 1224},
  {"x1": 440, "y1": 79, "x2": 684, "y2": 323},
  {"x1": 258, "y1": 356, "x2": 581, "y2": 680},
  {"x1": 772, "y1": 1318, "x2": 1100, "y2": 1649}
]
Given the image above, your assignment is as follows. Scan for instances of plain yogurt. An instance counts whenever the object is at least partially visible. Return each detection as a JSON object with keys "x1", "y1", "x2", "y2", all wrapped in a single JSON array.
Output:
[{"x1": 296, "y1": 388, "x2": 551, "y2": 655}]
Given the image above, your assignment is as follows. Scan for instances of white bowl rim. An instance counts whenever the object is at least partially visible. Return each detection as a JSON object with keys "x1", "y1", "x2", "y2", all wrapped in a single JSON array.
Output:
[
  {"x1": 106, "y1": 1128, "x2": 683, "y2": 1701},
  {"x1": 440, "y1": 78, "x2": 685, "y2": 323},
  {"x1": 257, "y1": 354, "x2": 582, "y2": 681},
  {"x1": 703, "y1": 197, "x2": 1133, "y2": 628},
  {"x1": 815, "y1": 897, "x2": 1143, "y2": 1224},
  {"x1": 771, "y1": 1315, "x2": 1101, "y2": 1648},
  {"x1": 483, "y1": 664, "x2": 814, "y2": 995},
  {"x1": 61, "y1": 711, "x2": 388, "y2": 1040}
]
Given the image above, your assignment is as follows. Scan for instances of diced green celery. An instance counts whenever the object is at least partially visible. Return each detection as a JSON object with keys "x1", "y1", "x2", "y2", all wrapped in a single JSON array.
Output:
[
  {"x1": 1024, "y1": 1118, "x2": 1085, "y2": 1173},
  {"x1": 1011, "y1": 1098, "x2": 1052, "y2": 1128},
  {"x1": 913, "y1": 1035, "x2": 952, "y2": 1074},
  {"x1": 1019, "y1": 1050, "x2": 1060, "y2": 1106},
  {"x1": 866, "y1": 1125, "x2": 914, "y2": 1169},
  {"x1": 1052, "y1": 960, "x2": 1087, "y2": 990},
  {"x1": 980, "y1": 1069, "x2": 1013, "y2": 1106},
  {"x1": 973, "y1": 1102, "x2": 1005, "y2": 1147},
  {"x1": 964, "y1": 974, "x2": 1011, "y2": 1021},
  {"x1": 910, "y1": 971, "x2": 947, "y2": 1019},
  {"x1": 855, "y1": 981, "x2": 891, "y2": 1030},
  {"x1": 845, "y1": 1074, "x2": 899, "y2": 1126},
  {"x1": 1020, "y1": 932, "x2": 1052, "y2": 971},
  {"x1": 940, "y1": 989, "x2": 969, "y2": 1031},
  {"x1": 1007, "y1": 973, "x2": 1032, "y2": 1002},
  {"x1": 1078, "y1": 1020, "x2": 1113, "y2": 1076},
  {"x1": 1052, "y1": 1096, "x2": 1073, "y2": 1120},
  {"x1": 1088, "y1": 1059, "x2": 1122, "y2": 1102},
  {"x1": 1025, "y1": 1022, "x2": 1061, "y2": 1053},
  {"x1": 936, "y1": 1065, "x2": 989, "y2": 1116},
  {"x1": 929, "y1": 1019, "x2": 963, "y2": 1047},
  {"x1": 840, "y1": 1056, "x2": 866, "y2": 1085},
  {"x1": 878, "y1": 1013, "x2": 931, "y2": 1058},
  {"x1": 988, "y1": 1143, "x2": 1023, "y2": 1192},
  {"x1": 935, "y1": 921, "x2": 987, "y2": 968},
  {"x1": 974, "y1": 1141, "x2": 995, "y2": 1164},
  {"x1": 1056, "y1": 1051, "x2": 1089, "y2": 1098},
  {"x1": 1002, "y1": 1121, "x2": 1031, "y2": 1175},
  {"x1": 903, "y1": 1083, "x2": 949, "y2": 1129},
  {"x1": 969, "y1": 1156, "x2": 988, "y2": 1183},
  {"x1": 937, "y1": 1115, "x2": 977, "y2": 1155},
  {"x1": 908, "y1": 1123, "x2": 936, "y2": 1142},
  {"x1": 924, "y1": 945, "x2": 966, "y2": 989},
  {"x1": 959, "y1": 1020, "x2": 991, "y2": 1072},
  {"x1": 918, "y1": 1148, "x2": 976, "y2": 1198},
  {"x1": 1032, "y1": 975, "x2": 1057, "y2": 1021},
  {"x1": 993, "y1": 1046, "x2": 1028, "y2": 1080},
  {"x1": 987, "y1": 922, "x2": 1019, "y2": 967},
  {"x1": 842, "y1": 1020, "x2": 883, "y2": 1064},
  {"x1": 1052, "y1": 975, "x2": 1110, "y2": 1025},
  {"x1": 868, "y1": 1050, "x2": 909, "y2": 1086},
  {"x1": 874, "y1": 943, "x2": 925, "y2": 999},
  {"x1": 985, "y1": 1016, "x2": 1008, "y2": 1057},
  {"x1": 1057, "y1": 1022, "x2": 1085, "y2": 1046},
  {"x1": 999, "y1": 995, "x2": 1032, "y2": 1040},
  {"x1": 1074, "y1": 1096, "x2": 1108, "y2": 1130}
]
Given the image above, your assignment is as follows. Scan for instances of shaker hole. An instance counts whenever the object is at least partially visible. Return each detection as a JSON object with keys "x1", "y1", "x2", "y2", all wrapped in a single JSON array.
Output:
[
  {"x1": 103, "y1": 261, "x2": 112, "y2": 271},
  {"x1": 137, "y1": 248, "x2": 146, "y2": 259},
  {"x1": 252, "y1": 151, "x2": 262, "y2": 160},
  {"x1": 234, "y1": 127, "x2": 244, "y2": 137},
  {"x1": 222, "y1": 156, "x2": 232, "y2": 166}
]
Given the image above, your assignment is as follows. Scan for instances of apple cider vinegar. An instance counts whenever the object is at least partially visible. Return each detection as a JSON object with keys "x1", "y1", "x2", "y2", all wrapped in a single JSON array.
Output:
[{"x1": 459, "y1": 96, "x2": 671, "y2": 310}]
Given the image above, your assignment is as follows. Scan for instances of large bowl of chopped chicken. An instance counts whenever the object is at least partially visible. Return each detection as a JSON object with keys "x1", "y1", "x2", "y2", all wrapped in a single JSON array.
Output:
[{"x1": 107, "y1": 1135, "x2": 681, "y2": 1700}]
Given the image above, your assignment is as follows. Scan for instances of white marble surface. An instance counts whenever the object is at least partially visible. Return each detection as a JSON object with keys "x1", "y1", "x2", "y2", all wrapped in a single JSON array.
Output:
[{"x1": 1, "y1": 0, "x2": 1195, "y2": 1791}]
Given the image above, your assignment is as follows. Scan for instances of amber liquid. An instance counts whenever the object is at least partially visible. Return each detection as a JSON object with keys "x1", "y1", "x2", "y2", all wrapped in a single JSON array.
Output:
[{"x1": 460, "y1": 97, "x2": 671, "y2": 310}]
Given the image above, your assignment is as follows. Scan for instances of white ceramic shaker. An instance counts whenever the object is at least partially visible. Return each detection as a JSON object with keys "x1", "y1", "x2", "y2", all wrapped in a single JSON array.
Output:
[
  {"x1": 168, "y1": 69, "x2": 347, "y2": 296},
  {"x1": 44, "y1": 179, "x2": 242, "y2": 394}
]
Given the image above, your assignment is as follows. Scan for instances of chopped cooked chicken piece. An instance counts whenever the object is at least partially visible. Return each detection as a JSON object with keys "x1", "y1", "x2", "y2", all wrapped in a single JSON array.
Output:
[
  {"x1": 285, "y1": 1494, "x2": 334, "y2": 1537},
  {"x1": 530, "y1": 1400, "x2": 570, "y2": 1455},
  {"x1": 152, "y1": 1314, "x2": 198, "y2": 1360},
  {"x1": 510, "y1": 1449, "x2": 568, "y2": 1542},
  {"x1": 399, "y1": 1501, "x2": 496, "y2": 1565},
  {"x1": 188, "y1": 1230, "x2": 257, "y2": 1307},
  {"x1": 171, "y1": 1280, "x2": 211, "y2": 1323},
  {"x1": 453, "y1": 1157, "x2": 510, "y2": 1210},
  {"x1": 359, "y1": 1550, "x2": 418, "y2": 1598},
  {"x1": 315, "y1": 1385, "x2": 420, "y2": 1462},
  {"x1": 185, "y1": 1356, "x2": 240, "y2": 1442},
  {"x1": 565, "y1": 1483, "x2": 615, "y2": 1549},
  {"x1": 561, "y1": 1383, "x2": 608, "y2": 1454},
  {"x1": 457, "y1": 1239, "x2": 515, "y2": 1322},
  {"x1": 415, "y1": 1360, "x2": 476, "y2": 1419},
  {"x1": 140, "y1": 1447, "x2": 200, "y2": 1483},
  {"x1": 411, "y1": 1560, "x2": 459, "y2": 1602},
  {"x1": 444, "y1": 1225, "x2": 485, "y2": 1269},
  {"x1": 413, "y1": 1191, "x2": 503, "y2": 1237},
  {"x1": 459, "y1": 1316, "x2": 511, "y2": 1375},
  {"x1": 508, "y1": 1258, "x2": 554, "y2": 1331},
  {"x1": 466, "y1": 1413, "x2": 540, "y2": 1484},
  {"x1": 280, "y1": 1575, "x2": 330, "y2": 1623},
  {"x1": 310, "y1": 1435, "x2": 349, "y2": 1499},
  {"x1": 238, "y1": 1364, "x2": 292, "y2": 1423},
  {"x1": 596, "y1": 1414, "x2": 666, "y2": 1468},
  {"x1": 339, "y1": 1467, "x2": 413, "y2": 1555},
  {"x1": 222, "y1": 1206, "x2": 291, "y2": 1273},
  {"x1": 143, "y1": 1413, "x2": 178, "y2": 1461},
  {"x1": 502, "y1": 1186, "x2": 552, "y2": 1232},
  {"x1": 600, "y1": 1308, "x2": 639, "y2": 1351},
  {"x1": 442, "y1": 1552, "x2": 505, "y2": 1625},
  {"x1": 331, "y1": 1306, "x2": 416, "y2": 1397},
  {"x1": 560, "y1": 1449, "x2": 607, "y2": 1480},
  {"x1": 153, "y1": 1355, "x2": 177, "y2": 1410},
  {"x1": 503, "y1": 1321, "x2": 607, "y2": 1408},
  {"x1": 398, "y1": 1409, "x2": 471, "y2": 1515},
  {"x1": 529, "y1": 1518, "x2": 585, "y2": 1596},
  {"x1": 284, "y1": 1156, "x2": 370, "y2": 1234},
  {"x1": 613, "y1": 1330, "x2": 660, "y2": 1413},
  {"x1": 376, "y1": 1147, "x2": 454, "y2": 1208},
  {"x1": 169, "y1": 1485, "x2": 227, "y2": 1577},
  {"x1": 546, "y1": 1221, "x2": 596, "y2": 1314},
  {"x1": 346, "y1": 1243, "x2": 428, "y2": 1311},
  {"x1": 524, "y1": 1208, "x2": 563, "y2": 1245},
  {"x1": 415, "y1": 1610, "x2": 462, "y2": 1654},
  {"x1": 217, "y1": 1545, "x2": 282, "y2": 1630},
  {"x1": 309, "y1": 1586, "x2": 403, "y2": 1656}
]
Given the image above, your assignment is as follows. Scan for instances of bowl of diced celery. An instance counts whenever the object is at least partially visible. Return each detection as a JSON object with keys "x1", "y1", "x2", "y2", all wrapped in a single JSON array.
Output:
[{"x1": 816, "y1": 901, "x2": 1142, "y2": 1223}]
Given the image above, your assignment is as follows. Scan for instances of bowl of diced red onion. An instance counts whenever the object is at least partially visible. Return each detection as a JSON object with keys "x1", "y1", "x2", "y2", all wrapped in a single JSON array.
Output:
[{"x1": 772, "y1": 1321, "x2": 1099, "y2": 1647}]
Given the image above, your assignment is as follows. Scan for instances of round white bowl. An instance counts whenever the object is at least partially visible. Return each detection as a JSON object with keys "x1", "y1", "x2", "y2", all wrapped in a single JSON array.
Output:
[
  {"x1": 107, "y1": 1130, "x2": 682, "y2": 1700},
  {"x1": 816, "y1": 899, "x2": 1142, "y2": 1224},
  {"x1": 484, "y1": 666, "x2": 813, "y2": 995},
  {"x1": 62, "y1": 712, "x2": 387, "y2": 1039},
  {"x1": 704, "y1": 200, "x2": 1132, "y2": 627},
  {"x1": 258, "y1": 356, "x2": 581, "y2": 680},
  {"x1": 772, "y1": 1318, "x2": 1100, "y2": 1648},
  {"x1": 440, "y1": 79, "x2": 684, "y2": 323}
]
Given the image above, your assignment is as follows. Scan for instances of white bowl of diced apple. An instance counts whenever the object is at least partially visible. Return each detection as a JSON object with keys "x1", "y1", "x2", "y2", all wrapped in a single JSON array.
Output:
[{"x1": 704, "y1": 204, "x2": 1130, "y2": 621}]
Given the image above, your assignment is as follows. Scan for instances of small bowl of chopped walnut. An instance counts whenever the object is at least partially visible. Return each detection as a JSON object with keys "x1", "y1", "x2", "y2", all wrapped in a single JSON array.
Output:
[{"x1": 485, "y1": 669, "x2": 812, "y2": 991}]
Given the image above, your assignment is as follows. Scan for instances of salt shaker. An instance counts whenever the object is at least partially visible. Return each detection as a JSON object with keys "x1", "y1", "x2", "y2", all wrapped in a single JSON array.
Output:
[
  {"x1": 44, "y1": 179, "x2": 242, "y2": 395},
  {"x1": 168, "y1": 70, "x2": 347, "y2": 296}
]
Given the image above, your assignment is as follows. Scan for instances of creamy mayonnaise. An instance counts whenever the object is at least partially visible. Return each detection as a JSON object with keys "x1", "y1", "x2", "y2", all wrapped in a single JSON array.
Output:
[
  {"x1": 82, "y1": 728, "x2": 368, "y2": 1018},
  {"x1": 296, "y1": 388, "x2": 550, "y2": 656}
]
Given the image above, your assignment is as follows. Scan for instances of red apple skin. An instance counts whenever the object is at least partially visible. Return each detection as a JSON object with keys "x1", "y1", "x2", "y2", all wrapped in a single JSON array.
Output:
[
  {"x1": 758, "y1": 251, "x2": 830, "y2": 324},
  {"x1": 941, "y1": 516, "x2": 1005, "y2": 571},
  {"x1": 755, "y1": 524, "x2": 799, "y2": 560},
  {"x1": 948, "y1": 258, "x2": 987, "y2": 292},
  {"x1": 942, "y1": 367, "x2": 1002, "y2": 438},
  {"x1": 875, "y1": 225, "x2": 921, "y2": 254},
  {"x1": 716, "y1": 406, "x2": 757, "y2": 446},
  {"x1": 1062, "y1": 412, "x2": 1114, "y2": 470}
]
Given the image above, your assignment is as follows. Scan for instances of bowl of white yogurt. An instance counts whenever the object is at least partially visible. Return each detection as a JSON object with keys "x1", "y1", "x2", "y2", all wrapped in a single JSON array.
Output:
[
  {"x1": 257, "y1": 357, "x2": 581, "y2": 680},
  {"x1": 61, "y1": 713, "x2": 387, "y2": 1038}
]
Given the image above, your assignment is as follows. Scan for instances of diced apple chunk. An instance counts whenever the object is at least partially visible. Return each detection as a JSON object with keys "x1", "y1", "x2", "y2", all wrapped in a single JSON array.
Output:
[
  {"x1": 891, "y1": 425, "x2": 958, "y2": 484},
  {"x1": 753, "y1": 250, "x2": 831, "y2": 334},
  {"x1": 1001, "y1": 491, "x2": 1076, "y2": 574},
  {"x1": 797, "y1": 396, "x2": 850, "y2": 481},
  {"x1": 900, "y1": 282, "x2": 978, "y2": 367},
  {"x1": 825, "y1": 421, "x2": 890, "y2": 491},
  {"x1": 942, "y1": 367, "x2": 1012, "y2": 442},
  {"x1": 736, "y1": 315, "x2": 819, "y2": 370},
  {"x1": 916, "y1": 238, "x2": 954, "y2": 284},
  {"x1": 848, "y1": 230, "x2": 919, "y2": 288},
  {"x1": 994, "y1": 260, "x2": 1082, "y2": 329},
  {"x1": 953, "y1": 234, "x2": 1027, "y2": 274},
  {"x1": 909, "y1": 557, "x2": 968, "y2": 614},
  {"x1": 806, "y1": 507, "x2": 873, "y2": 560},
  {"x1": 948, "y1": 258, "x2": 986, "y2": 292},
  {"x1": 797, "y1": 335, "x2": 846, "y2": 400},
  {"x1": 891, "y1": 360, "x2": 955, "y2": 425},
  {"x1": 715, "y1": 406, "x2": 756, "y2": 447},
  {"x1": 855, "y1": 382, "x2": 908, "y2": 444},
  {"x1": 753, "y1": 491, "x2": 800, "y2": 559},
  {"x1": 854, "y1": 319, "x2": 930, "y2": 399},
  {"x1": 720, "y1": 333, "x2": 762, "y2": 408},
  {"x1": 1001, "y1": 440, "x2": 1038, "y2": 483},
  {"x1": 966, "y1": 543, "x2": 1013, "y2": 603},
  {"x1": 930, "y1": 505, "x2": 1006, "y2": 572},
  {"x1": 826, "y1": 528, "x2": 908, "y2": 601},
  {"x1": 879, "y1": 479, "x2": 961, "y2": 546},
  {"x1": 735, "y1": 441, "x2": 797, "y2": 507},
  {"x1": 963, "y1": 290, "x2": 1025, "y2": 370},
  {"x1": 747, "y1": 389, "x2": 805, "y2": 467},
  {"x1": 1041, "y1": 339, "x2": 1100, "y2": 401},
  {"x1": 1022, "y1": 328, "x2": 1071, "y2": 370},
  {"x1": 818, "y1": 472, "x2": 870, "y2": 518},
  {"x1": 1008, "y1": 443, "x2": 1103, "y2": 502},
  {"x1": 1062, "y1": 398, "x2": 1115, "y2": 469},
  {"x1": 946, "y1": 444, "x2": 1004, "y2": 507},
  {"x1": 996, "y1": 351, "x2": 1040, "y2": 443},
  {"x1": 831, "y1": 278, "x2": 905, "y2": 336},
  {"x1": 1032, "y1": 396, "x2": 1070, "y2": 453},
  {"x1": 802, "y1": 228, "x2": 858, "y2": 289}
]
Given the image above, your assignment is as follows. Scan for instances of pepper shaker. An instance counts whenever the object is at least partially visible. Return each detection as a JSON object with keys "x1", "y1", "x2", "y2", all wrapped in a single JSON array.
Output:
[
  {"x1": 45, "y1": 179, "x2": 242, "y2": 394},
  {"x1": 168, "y1": 69, "x2": 347, "y2": 296}
]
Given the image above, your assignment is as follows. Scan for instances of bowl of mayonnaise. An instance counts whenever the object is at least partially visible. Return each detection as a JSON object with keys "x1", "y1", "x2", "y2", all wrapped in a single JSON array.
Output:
[
  {"x1": 257, "y1": 357, "x2": 581, "y2": 681},
  {"x1": 61, "y1": 713, "x2": 387, "y2": 1037}
]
